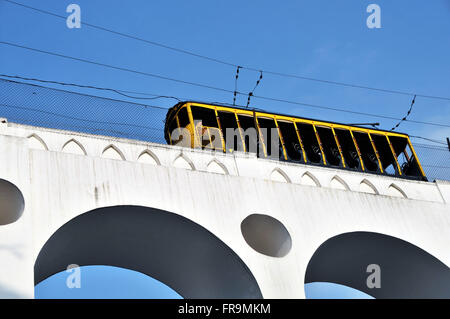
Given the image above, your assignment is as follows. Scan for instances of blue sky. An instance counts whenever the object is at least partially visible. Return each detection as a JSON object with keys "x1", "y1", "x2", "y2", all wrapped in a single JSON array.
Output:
[
  {"x1": 0, "y1": 0, "x2": 449, "y2": 177},
  {"x1": 305, "y1": 282, "x2": 374, "y2": 299},
  {"x1": 35, "y1": 265, "x2": 183, "y2": 299},
  {"x1": 35, "y1": 265, "x2": 374, "y2": 299}
]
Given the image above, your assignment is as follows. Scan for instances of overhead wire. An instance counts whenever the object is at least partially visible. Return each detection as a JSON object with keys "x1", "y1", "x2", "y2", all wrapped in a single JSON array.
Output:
[
  {"x1": 2, "y1": 0, "x2": 450, "y2": 102},
  {"x1": 0, "y1": 74, "x2": 182, "y2": 101},
  {"x1": 1, "y1": 41, "x2": 449, "y2": 129},
  {"x1": 0, "y1": 75, "x2": 446, "y2": 152}
]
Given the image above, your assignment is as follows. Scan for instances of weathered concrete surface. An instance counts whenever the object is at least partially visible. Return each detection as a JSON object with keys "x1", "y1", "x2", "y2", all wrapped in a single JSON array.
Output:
[{"x1": 0, "y1": 122, "x2": 449, "y2": 298}]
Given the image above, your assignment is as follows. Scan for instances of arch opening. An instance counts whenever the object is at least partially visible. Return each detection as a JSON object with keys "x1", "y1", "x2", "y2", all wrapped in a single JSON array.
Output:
[
  {"x1": 34, "y1": 206, "x2": 261, "y2": 299},
  {"x1": 304, "y1": 231, "x2": 450, "y2": 299}
]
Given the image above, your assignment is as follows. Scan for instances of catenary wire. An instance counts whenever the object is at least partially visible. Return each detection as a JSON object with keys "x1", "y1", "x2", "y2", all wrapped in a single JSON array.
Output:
[{"x1": 2, "y1": 0, "x2": 450, "y2": 101}]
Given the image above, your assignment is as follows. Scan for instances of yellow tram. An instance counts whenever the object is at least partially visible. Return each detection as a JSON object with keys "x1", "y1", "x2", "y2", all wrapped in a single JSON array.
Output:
[{"x1": 164, "y1": 101, "x2": 427, "y2": 181}]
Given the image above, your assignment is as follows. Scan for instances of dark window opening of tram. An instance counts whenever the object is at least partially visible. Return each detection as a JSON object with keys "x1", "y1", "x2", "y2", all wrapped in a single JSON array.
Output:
[
  {"x1": 237, "y1": 115, "x2": 258, "y2": 154},
  {"x1": 277, "y1": 121, "x2": 303, "y2": 162},
  {"x1": 218, "y1": 111, "x2": 242, "y2": 152},
  {"x1": 190, "y1": 106, "x2": 218, "y2": 127},
  {"x1": 257, "y1": 117, "x2": 282, "y2": 159},
  {"x1": 178, "y1": 107, "x2": 190, "y2": 127},
  {"x1": 190, "y1": 106, "x2": 222, "y2": 150},
  {"x1": 389, "y1": 136, "x2": 423, "y2": 178},
  {"x1": 372, "y1": 134, "x2": 399, "y2": 176},
  {"x1": 353, "y1": 132, "x2": 380, "y2": 172},
  {"x1": 170, "y1": 107, "x2": 190, "y2": 146},
  {"x1": 335, "y1": 129, "x2": 361, "y2": 170},
  {"x1": 316, "y1": 126, "x2": 342, "y2": 167},
  {"x1": 297, "y1": 123, "x2": 322, "y2": 164}
]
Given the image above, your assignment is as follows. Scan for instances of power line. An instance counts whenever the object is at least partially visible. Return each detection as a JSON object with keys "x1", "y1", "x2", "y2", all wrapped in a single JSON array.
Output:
[
  {"x1": 3, "y1": 0, "x2": 450, "y2": 102},
  {"x1": 0, "y1": 75, "x2": 252, "y2": 112},
  {"x1": 0, "y1": 41, "x2": 236, "y2": 95},
  {"x1": 0, "y1": 77, "x2": 173, "y2": 111},
  {"x1": 1, "y1": 0, "x2": 236, "y2": 68},
  {"x1": 1, "y1": 76, "x2": 447, "y2": 158},
  {"x1": 256, "y1": 70, "x2": 450, "y2": 101},
  {"x1": 421, "y1": 165, "x2": 450, "y2": 169},
  {"x1": 414, "y1": 144, "x2": 448, "y2": 151},
  {"x1": 0, "y1": 74, "x2": 182, "y2": 101},
  {"x1": 1, "y1": 75, "x2": 447, "y2": 151},
  {"x1": 1, "y1": 41, "x2": 450, "y2": 130},
  {"x1": 249, "y1": 93, "x2": 450, "y2": 128},
  {"x1": 410, "y1": 135, "x2": 447, "y2": 146}
]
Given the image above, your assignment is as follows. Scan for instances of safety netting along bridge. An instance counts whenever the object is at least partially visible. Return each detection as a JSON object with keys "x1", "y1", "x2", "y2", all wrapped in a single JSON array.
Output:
[{"x1": 0, "y1": 78, "x2": 448, "y2": 181}]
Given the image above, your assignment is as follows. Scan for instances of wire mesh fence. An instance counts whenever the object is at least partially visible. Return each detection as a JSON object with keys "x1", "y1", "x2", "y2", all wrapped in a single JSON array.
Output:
[
  {"x1": 0, "y1": 78, "x2": 448, "y2": 181},
  {"x1": 412, "y1": 143, "x2": 450, "y2": 182},
  {"x1": 0, "y1": 78, "x2": 168, "y2": 143}
]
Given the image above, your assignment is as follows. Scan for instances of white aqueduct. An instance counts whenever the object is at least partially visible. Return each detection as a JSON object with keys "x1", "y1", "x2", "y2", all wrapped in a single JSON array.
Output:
[{"x1": 0, "y1": 120, "x2": 449, "y2": 298}]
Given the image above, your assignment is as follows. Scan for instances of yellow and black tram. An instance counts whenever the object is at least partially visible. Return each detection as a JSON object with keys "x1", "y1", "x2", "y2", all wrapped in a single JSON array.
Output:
[{"x1": 164, "y1": 101, "x2": 427, "y2": 181}]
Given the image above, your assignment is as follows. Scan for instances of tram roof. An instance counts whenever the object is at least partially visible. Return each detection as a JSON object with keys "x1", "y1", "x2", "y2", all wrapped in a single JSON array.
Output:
[{"x1": 166, "y1": 101, "x2": 410, "y2": 137}]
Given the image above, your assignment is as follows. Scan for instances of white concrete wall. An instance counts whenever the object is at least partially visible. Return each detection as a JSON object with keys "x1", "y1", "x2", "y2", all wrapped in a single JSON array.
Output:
[{"x1": 0, "y1": 121, "x2": 449, "y2": 298}]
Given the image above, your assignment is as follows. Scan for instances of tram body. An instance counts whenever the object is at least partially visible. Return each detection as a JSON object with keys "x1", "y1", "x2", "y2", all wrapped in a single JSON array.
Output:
[{"x1": 164, "y1": 101, "x2": 427, "y2": 181}]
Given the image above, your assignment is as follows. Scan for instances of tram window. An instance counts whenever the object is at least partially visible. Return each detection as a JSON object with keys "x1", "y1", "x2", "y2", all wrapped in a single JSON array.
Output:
[
  {"x1": 390, "y1": 135, "x2": 408, "y2": 156},
  {"x1": 170, "y1": 107, "x2": 191, "y2": 147},
  {"x1": 335, "y1": 129, "x2": 361, "y2": 170},
  {"x1": 277, "y1": 120, "x2": 303, "y2": 162},
  {"x1": 237, "y1": 115, "x2": 258, "y2": 154},
  {"x1": 178, "y1": 107, "x2": 190, "y2": 127},
  {"x1": 257, "y1": 117, "x2": 282, "y2": 159},
  {"x1": 190, "y1": 106, "x2": 218, "y2": 127},
  {"x1": 218, "y1": 111, "x2": 242, "y2": 152},
  {"x1": 190, "y1": 106, "x2": 222, "y2": 150},
  {"x1": 297, "y1": 123, "x2": 322, "y2": 164},
  {"x1": 389, "y1": 136, "x2": 422, "y2": 178},
  {"x1": 353, "y1": 132, "x2": 380, "y2": 172},
  {"x1": 372, "y1": 134, "x2": 399, "y2": 176},
  {"x1": 316, "y1": 126, "x2": 342, "y2": 167}
]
